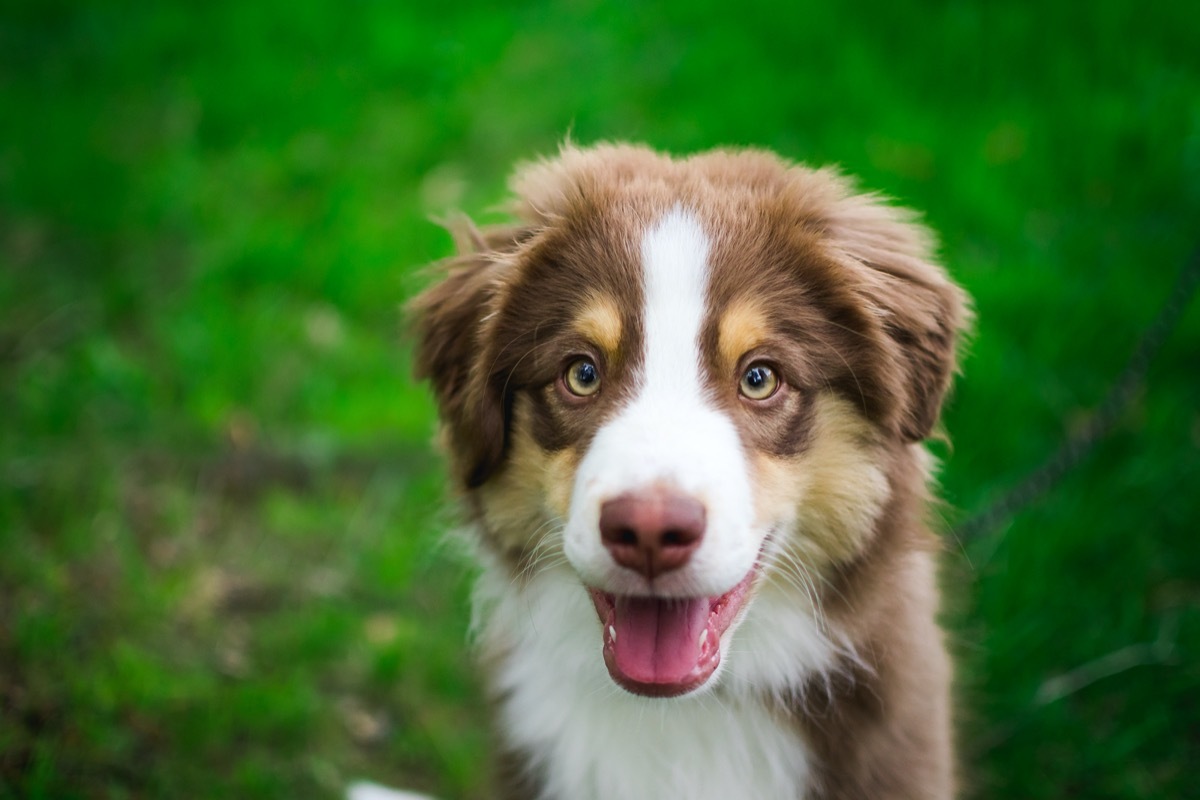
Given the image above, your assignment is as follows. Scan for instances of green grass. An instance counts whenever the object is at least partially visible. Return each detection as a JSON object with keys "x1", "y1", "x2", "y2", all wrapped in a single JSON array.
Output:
[{"x1": 2, "y1": 1, "x2": 1198, "y2": 797}]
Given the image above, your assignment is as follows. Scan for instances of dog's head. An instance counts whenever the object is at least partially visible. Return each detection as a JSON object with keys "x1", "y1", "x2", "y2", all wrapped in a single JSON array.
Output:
[{"x1": 413, "y1": 144, "x2": 968, "y2": 697}]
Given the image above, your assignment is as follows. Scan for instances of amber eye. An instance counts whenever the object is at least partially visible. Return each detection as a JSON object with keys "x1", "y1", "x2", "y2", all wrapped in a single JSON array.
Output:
[
  {"x1": 564, "y1": 357, "x2": 601, "y2": 397},
  {"x1": 739, "y1": 363, "x2": 779, "y2": 401}
]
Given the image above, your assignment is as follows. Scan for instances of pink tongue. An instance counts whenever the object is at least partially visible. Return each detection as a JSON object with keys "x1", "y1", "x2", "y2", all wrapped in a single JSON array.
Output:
[{"x1": 612, "y1": 596, "x2": 710, "y2": 684}]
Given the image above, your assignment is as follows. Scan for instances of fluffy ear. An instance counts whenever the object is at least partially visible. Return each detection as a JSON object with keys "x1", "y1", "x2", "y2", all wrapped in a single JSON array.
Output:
[
  {"x1": 828, "y1": 196, "x2": 971, "y2": 442},
  {"x1": 410, "y1": 222, "x2": 528, "y2": 488}
]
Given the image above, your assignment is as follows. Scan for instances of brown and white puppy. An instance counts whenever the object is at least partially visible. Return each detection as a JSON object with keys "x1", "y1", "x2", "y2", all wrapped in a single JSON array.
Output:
[{"x1": 411, "y1": 143, "x2": 969, "y2": 800}]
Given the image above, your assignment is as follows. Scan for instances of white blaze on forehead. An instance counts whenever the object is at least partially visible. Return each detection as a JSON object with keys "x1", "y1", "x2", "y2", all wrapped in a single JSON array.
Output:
[
  {"x1": 640, "y1": 206, "x2": 711, "y2": 395},
  {"x1": 562, "y1": 206, "x2": 759, "y2": 598}
]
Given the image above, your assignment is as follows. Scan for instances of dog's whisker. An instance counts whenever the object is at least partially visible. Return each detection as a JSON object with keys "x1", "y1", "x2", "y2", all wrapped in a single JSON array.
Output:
[
  {"x1": 514, "y1": 523, "x2": 568, "y2": 584},
  {"x1": 762, "y1": 548, "x2": 834, "y2": 637}
]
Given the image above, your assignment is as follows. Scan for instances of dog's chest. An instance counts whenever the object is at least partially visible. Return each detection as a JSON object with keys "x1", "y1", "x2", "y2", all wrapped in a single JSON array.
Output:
[
  {"x1": 505, "y1": 687, "x2": 811, "y2": 800},
  {"x1": 477, "y1": 568, "x2": 814, "y2": 800}
]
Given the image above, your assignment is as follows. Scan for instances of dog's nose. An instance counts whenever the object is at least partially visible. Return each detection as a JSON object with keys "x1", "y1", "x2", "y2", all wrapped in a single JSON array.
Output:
[{"x1": 599, "y1": 489, "x2": 706, "y2": 580}]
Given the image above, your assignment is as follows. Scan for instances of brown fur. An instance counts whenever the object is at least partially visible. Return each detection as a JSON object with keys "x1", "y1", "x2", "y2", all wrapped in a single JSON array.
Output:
[{"x1": 412, "y1": 143, "x2": 970, "y2": 799}]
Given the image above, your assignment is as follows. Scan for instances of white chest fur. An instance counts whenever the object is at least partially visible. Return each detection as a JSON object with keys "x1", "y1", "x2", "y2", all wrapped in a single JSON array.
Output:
[{"x1": 476, "y1": 565, "x2": 832, "y2": 800}]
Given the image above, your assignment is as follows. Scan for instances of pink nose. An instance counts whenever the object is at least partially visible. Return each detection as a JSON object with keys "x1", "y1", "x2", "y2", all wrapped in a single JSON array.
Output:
[{"x1": 599, "y1": 489, "x2": 706, "y2": 580}]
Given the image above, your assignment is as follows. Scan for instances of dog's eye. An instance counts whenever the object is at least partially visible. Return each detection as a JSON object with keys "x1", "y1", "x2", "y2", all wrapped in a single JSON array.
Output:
[
  {"x1": 739, "y1": 363, "x2": 779, "y2": 401},
  {"x1": 564, "y1": 358, "x2": 601, "y2": 397}
]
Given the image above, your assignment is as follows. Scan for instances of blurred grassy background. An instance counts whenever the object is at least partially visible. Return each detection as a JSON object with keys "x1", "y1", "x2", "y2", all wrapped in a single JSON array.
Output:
[{"x1": 2, "y1": 1, "x2": 1198, "y2": 798}]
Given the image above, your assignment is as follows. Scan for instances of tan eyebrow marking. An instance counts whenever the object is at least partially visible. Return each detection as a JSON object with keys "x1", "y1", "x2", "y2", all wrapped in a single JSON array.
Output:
[
  {"x1": 718, "y1": 296, "x2": 770, "y2": 368},
  {"x1": 573, "y1": 293, "x2": 623, "y2": 355}
]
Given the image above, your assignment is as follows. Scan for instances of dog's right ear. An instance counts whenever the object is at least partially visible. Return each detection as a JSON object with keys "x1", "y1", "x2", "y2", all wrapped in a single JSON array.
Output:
[{"x1": 410, "y1": 222, "x2": 527, "y2": 489}]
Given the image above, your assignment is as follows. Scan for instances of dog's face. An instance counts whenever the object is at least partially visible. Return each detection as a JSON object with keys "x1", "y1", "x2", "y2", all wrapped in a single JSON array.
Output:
[{"x1": 414, "y1": 145, "x2": 967, "y2": 698}]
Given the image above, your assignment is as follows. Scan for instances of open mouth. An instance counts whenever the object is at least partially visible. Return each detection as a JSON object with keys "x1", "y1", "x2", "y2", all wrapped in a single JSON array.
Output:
[{"x1": 589, "y1": 569, "x2": 756, "y2": 698}]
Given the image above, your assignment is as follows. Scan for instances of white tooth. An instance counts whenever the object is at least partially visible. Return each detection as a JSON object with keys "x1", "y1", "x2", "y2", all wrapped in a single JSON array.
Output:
[
  {"x1": 608, "y1": 625, "x2": 617, "y2": 642},
  {"x1": 699, "y1": 629, "x2": 709, "y2": 648}
]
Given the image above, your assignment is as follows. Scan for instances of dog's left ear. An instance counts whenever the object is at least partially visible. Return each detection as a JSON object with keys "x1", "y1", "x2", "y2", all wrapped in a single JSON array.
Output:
[{"x1": 829, "y1": 197, "x2": 972, "y2": 442}]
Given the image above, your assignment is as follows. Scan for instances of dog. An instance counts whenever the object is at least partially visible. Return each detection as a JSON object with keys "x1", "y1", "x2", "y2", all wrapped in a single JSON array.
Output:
[{"x1": 397, "y1": 143, "x2": 969, "y2": 800}]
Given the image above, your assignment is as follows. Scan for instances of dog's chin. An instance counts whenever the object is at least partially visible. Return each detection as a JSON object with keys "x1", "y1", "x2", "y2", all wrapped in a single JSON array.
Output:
[{"x1": 588, "y1": 568, "x2": 756, "y2": 698}]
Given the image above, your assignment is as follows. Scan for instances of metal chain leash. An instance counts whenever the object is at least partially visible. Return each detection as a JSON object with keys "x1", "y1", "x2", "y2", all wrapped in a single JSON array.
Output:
[{"x1": 954, "y1": 245, "x2": 1200, "y2": 543}]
